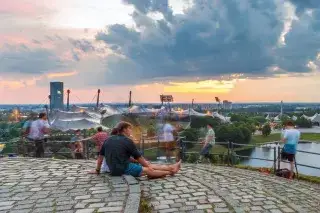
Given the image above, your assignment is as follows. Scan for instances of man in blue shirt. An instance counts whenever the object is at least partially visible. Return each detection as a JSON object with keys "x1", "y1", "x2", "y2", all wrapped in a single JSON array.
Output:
[{"x1": 281, "y1": 121, "x2": 300, "y2": 179}]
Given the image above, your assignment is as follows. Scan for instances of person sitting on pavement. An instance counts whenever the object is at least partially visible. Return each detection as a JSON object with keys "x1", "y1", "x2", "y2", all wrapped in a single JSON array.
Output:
[
  {"x1": 85, "y1": 127, "x2": 110, "y2": 173},
  {"x1": 70, "y1": 129, "x2": 84, "y2": 159},
  {"x1": 95, "y1": 121, "x2": 181, "y2": 178}
]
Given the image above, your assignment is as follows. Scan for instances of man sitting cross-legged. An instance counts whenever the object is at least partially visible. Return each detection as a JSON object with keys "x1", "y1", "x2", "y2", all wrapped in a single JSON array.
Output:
[{"x1": 95, "y1": 121, "x2": 181, "y2": 178}]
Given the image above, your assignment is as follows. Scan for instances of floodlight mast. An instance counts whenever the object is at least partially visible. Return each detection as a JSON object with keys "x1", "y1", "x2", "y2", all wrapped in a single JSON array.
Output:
[
  {"x1": 129, "y1": 91, "x2": 132, "y2": 107},
  {"x1": 215, "y1": 97, "x2": 221, "y2": 112},
  {"x1": 66, "y1": 89, "x2": 71, "y2": 111},
  {"x1": 96, "y1": 89, "x2": 101, "y2": 108},
  {"x1": 160, "y1": 95, "x2": 173, "y2": 112}
]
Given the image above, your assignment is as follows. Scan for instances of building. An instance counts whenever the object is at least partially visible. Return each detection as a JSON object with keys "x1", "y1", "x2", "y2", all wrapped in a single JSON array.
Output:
[
  {"x1": 222, "y1": 100, "x2": 232, "y2": 110},
  {"x1": 50, "y1": 82, "x2": 64, "y2": 110}
]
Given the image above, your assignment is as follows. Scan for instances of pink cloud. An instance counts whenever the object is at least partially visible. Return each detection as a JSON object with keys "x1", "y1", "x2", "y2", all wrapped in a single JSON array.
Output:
[
  {"x1": 0, "y1": 1, "x2": 40, "y2": 16},
  {"x1": 0, "y1": 35, "x2": 32, "y2": 46}
]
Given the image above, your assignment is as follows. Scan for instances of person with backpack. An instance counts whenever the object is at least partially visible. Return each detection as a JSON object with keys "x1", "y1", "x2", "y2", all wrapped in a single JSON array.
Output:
[
  {"x1": 27, "y1": 113, "x2": 50, "y2": 158},
  {"x1": 21, "y1": 113, "x2": 37, "y2": 137}
]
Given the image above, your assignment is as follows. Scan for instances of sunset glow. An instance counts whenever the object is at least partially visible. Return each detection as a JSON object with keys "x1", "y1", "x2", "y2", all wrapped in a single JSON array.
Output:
[{"x1": 1, "y1": 0, "x2": 320, "y2": 104}]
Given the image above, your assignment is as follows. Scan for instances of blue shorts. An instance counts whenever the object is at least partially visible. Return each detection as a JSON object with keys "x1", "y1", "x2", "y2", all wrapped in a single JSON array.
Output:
[{"x1": 124, "y1": 163, "x2": 143, "y2": 177}]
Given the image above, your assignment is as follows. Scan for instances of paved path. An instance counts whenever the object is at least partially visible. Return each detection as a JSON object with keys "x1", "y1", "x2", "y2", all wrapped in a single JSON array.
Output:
[
  {"x1": 0, "y1": 158, "x2": 140, "y2": 213},
  {"x1": 139, "y1": 164, "x2": 320, "y2": 213},
  {"x1": 2, "y1": 159, "x2": 320, "y2": 213}
]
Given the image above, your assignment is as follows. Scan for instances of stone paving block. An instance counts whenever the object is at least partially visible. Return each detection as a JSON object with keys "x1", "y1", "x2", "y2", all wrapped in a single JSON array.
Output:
[
  {"x1": 75, "y1": 209, "x2": 95, "y2": 213},
  {"x1": 158, "y1": 208, "x2": 179, "y2": 213},
  {"x1": 98, "y1": 206, "x2": 123, "y2": 212},
  {"x1": 282, "y1": 207, "x2": 295, "y2": 212},
  {"x1": 214, "y1": 208, "x2": 230, "y2": 213},
  {"x1": 0, "y1": 206, "x2": 13, "y2": 211},
  {"x1": 0, "y1": 201, "x2": 15, "y2": 206},
  {"x1": 197, "y1": 204, "x2": 213, "y2": 209},
  {"x1": 0, "y1": 159, "x2": 135, "y2": 213}
]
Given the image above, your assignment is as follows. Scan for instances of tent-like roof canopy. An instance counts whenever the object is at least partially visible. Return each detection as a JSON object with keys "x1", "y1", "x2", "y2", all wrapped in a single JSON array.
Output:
[
  {"x1": 50, "y1": 118, "x2": 108, "y2": 132},
  {"x1": 311, "y1": 113, "x2": 320, "y2": 123},
  {"x1": 50, "y1": 110, "x2": 100, "y2": 123}
]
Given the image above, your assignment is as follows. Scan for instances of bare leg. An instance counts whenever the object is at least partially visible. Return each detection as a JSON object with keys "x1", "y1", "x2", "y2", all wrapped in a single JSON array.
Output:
[
  {"x1": 150, "y1": 160, "x2": 181, "y2": 172},
  {"x1": 289, "y1": 161, "x2": 294, "y2": 179},
  {"x1": 142, "y1": 167, "x2": 172, "y2": 179}
]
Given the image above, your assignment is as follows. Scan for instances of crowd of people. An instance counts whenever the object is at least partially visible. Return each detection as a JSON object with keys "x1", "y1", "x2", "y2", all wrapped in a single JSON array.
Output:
[{"x1": 21, "y1": 112, "x2": 299, "y2": 179}]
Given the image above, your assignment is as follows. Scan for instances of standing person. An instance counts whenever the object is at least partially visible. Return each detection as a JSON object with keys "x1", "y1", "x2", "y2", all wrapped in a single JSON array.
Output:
[
  {"x1": 198, "y1": 124, "x2": 215, "y2": 163},
  {"x1": 21, "y1": 113, "x2": 37, "y2": 155},
  {"x1": 21, "y1": 113, "x2": 37, "y2": 137},
  {"x1": 27, "y1": 112, "x2": 50, "y2": 158},
  {"x1": 95, "y1": 122, "x2": 181, "y2": 178},
  {"x1": 162, "y1": 122, "x2": 175, "y2": 162},
  {"x1": 281, "y1": 121, "x2": 300, "y2": 179},
  {"x1": 71, "y1": 129, "x2": 84, "y2": 159}
]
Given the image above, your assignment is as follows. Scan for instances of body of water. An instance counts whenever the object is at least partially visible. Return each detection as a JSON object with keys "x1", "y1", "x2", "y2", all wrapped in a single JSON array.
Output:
[{"x1": 238, "y1": 142, "x2": 320, "y2": 177}]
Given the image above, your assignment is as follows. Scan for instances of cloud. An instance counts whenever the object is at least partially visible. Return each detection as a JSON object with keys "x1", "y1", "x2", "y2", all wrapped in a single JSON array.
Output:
[
  {"x1": 122, "y1": 0, "x2": 173, "y2": 21},
  {"x1": 0, "y1": 45, "x2": 67, "y2": 74},
  {"x1": 288, "y1": 0, "x2": 320, "y2": 14},
  {"x1": 82, "y1": 0, "x2": 320, "y2": 85},
  {"x1": 46, "y1": 70, "x2": 78, "y2": 78}
]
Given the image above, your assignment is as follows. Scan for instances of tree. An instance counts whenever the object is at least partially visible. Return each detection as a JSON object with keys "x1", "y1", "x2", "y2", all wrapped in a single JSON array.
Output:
[
  {"x1": 146, "y1": 125, "x2": 156, "y2": 137},
  {"x1": 215, "y1": 124, "x2": 250, "y2": 144},
  {"x1": 179, "y1": 128, "x2": 200, "y2": 149},
  {"x1": 238, "y1": 125, "x2": 252, "y2": 143},
  {"x1": 190, "y1": 116, "x2": 221, "y2": 129},
  {"x1": 295, "y1": 117, "x2": 312, "y2": 128},
  {"x1": 262, "y1": 124, "x2": 271, "y2": 137},
  {"x1": 252, "y1": 116, "x2": 266, "y2": 124},
  {"x1": 230, "y1": 114, "x2": 247, "y2": 122}
]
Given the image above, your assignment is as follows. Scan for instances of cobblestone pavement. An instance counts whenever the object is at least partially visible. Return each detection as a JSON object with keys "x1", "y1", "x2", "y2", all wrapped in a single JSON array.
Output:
[
  {"x1": 0, "y1": 158, "x2": 140, "y2": 213},
  {"x1": 139, "y1": 164, "x2": 320, "y2": 213}
]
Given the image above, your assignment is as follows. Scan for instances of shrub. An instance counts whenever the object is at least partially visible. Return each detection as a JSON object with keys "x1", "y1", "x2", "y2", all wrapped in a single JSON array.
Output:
[{"x1": 262, "y1": 124, "x2": 271, "y2": 136}]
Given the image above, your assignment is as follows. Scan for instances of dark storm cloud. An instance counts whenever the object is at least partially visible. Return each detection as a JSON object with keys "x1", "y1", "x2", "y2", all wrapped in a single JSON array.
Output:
[
  {"x1": 122, "y1": 0, "x2": 173, "y2": 21},
  {"x1": 0, "y1": 45, "x2": 66, "y2": 74},
  {"x1": 68, "y1": 38, "x2": 96, "y2": 53},
  {"x1": 289, "y1": 0, "x2": 320, "y2": 14},
  {"x1": 69, "y1": 0, "x2": 320, "y2": 85}
]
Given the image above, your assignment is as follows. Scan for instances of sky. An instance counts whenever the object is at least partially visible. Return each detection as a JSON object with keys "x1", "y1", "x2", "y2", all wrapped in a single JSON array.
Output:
[{"x1": 1, "y1": 0, "x2": 320, "y2": 104}]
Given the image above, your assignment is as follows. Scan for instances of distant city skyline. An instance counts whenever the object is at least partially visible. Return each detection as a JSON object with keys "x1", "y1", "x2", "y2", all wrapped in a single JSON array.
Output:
[{"x1": 1, "y1": 0, "x2": 320, "y2": 104}]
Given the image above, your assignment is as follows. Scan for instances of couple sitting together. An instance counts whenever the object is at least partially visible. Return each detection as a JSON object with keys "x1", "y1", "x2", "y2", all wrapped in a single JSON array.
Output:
[{"x1": 94, "y1": 122, "x2": 181, "y2": 178}]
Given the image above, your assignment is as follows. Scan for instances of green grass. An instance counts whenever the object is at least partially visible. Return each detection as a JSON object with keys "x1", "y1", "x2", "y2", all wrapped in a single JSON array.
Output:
[
  {"x1": 251, "y1": 133, "x2": 320, "y2": 145},
  {"x1": 139, "y1": 197, "x2": 152, "y2": 213}
]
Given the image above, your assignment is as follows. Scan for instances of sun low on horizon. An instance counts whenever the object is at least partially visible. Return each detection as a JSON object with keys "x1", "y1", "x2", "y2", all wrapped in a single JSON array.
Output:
[{"x1": 1, "y1": 0, "x2": 320, "y2": 104}]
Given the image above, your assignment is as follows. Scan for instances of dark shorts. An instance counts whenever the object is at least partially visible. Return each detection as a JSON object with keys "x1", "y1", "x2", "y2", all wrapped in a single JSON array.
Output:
[
  {"x1": 124, "y1": 163, "x2": 143, "y2": 177},
  {"x1": 75, "y1": 153, "x2": 83, "y2": 159},
  {"x1": 281, "y1": 152, "x2": 295, "y2": 162},
  {"x1": 200, "y1": 144, "x2": 212, "y2": 156}
]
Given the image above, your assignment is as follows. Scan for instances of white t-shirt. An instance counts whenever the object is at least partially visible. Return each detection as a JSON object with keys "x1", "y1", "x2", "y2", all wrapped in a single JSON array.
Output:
[
  {"x1": 28, "y1": 119, "x2": 50, "y2": 140},
  {"x1": 163, "y1": 123, "x2": 174, "y2": 142}
]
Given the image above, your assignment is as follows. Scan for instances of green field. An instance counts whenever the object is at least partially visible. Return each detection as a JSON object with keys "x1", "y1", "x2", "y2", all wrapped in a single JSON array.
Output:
[{"x1": 251, "y1": 133, "x2": 320, "y2": 144}]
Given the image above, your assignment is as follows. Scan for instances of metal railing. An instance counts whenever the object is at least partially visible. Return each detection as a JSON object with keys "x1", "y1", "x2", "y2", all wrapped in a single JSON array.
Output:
[
  {"x1": 137, "y1": 138, "x2": 320, "y2": 178},
  {"x1": 0, "y1": 132, "x2": 98, "y2": 159},
  {"x1": 177, "y1": 139, "x2": 320, "y2": 177},
  {"x1": 2, "y1": 134, "x2": 320, "y2": 178}
]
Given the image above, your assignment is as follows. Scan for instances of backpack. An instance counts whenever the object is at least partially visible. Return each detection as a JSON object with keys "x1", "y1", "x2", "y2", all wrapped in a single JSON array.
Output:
[
  {"x1": 22, "y1": 121, "x2": 31, "y2": 136},
  {"x1": 275, "y1": 168, "x2": 295, "y2": 179}
]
